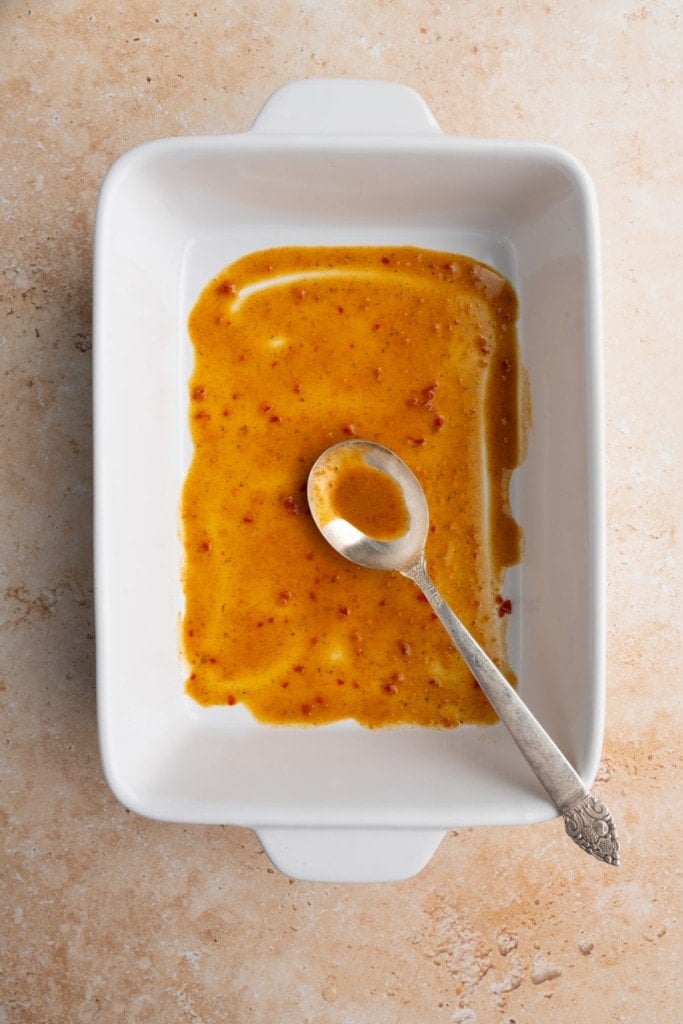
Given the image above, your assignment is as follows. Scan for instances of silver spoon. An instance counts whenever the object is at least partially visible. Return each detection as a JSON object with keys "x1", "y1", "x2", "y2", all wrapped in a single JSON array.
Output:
[{"x1": 308, "y1": 439, "x2": 619, "y2": 866}]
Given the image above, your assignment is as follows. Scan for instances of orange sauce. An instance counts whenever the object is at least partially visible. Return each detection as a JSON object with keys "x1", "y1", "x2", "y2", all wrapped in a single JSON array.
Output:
[
  {"x1": 317, "y1": 453, "x2": 410, "y2": 541},
  {"x1": 182, "y1": 246, "x2": 523, "y2": 727}
]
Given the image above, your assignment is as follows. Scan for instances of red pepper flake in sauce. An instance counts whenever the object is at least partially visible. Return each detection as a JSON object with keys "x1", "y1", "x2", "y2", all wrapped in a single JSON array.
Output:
[
  {"x1": 338, "y1": 606, "x2": 350, "y2": 618},
  {"x1": 227, "y1": 694, "x2": 236, "y2": 705},
  {"x1": 283, "y1": 496, "x2": 299, "y2": 515},
  {"x1": 342, "y1": 423, "x2": 356, "y2": 436},
  {"x1": 433, "y1": 415, "x2": 445, "y2": 430},
  {"x1": 498, "y1": 598, "x2": 512, "y2": 617},
  {"x1": 216, "y1": 280, "x2": 236, "y2": 296},
  {"x1": 422, "y1": 383, "x2": 438, "y2": 407},
  {"x1": 192, "y1": 386, "x2": 207, "y2": 401}
]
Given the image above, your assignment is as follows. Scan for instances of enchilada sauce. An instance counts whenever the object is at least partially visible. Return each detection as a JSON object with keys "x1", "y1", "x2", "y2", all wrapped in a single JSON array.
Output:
[{"x1": 182, "y1": 246, "x2": 523, "y2": 727}]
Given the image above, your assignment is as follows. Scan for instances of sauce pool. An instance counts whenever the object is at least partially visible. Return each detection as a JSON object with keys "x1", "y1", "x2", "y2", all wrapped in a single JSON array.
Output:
[
  {"x1": 317, "y1": 455, "x2": 410, "y2": 542},
  {"x1": 181, "y1": 245, "x2": 525, "y2": 727}
]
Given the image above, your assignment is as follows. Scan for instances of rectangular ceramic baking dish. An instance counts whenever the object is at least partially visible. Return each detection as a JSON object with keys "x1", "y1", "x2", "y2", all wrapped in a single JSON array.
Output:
[{"x1": 94, "y1": 79, "x2": 604, "y2": 882}]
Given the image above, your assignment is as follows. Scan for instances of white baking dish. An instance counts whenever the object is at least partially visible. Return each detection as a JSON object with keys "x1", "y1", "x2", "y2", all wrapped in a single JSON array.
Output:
[{"x1": 94, "y1": 79, "x2": 604, "y2": 882}]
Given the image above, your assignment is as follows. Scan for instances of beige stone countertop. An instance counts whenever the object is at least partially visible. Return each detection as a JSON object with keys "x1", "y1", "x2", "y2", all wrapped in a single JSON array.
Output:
[{"x1": 1, "y1": 1, "x2": 681, "y2": 1021}]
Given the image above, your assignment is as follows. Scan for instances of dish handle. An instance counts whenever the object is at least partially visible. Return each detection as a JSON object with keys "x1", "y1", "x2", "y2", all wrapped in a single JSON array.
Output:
[
  {"x1": 255, "y1": 826, "x2": 446, "y2": 883},
  {"x1": 250, "y1": 78, "x2": 441, "y2": 135}
]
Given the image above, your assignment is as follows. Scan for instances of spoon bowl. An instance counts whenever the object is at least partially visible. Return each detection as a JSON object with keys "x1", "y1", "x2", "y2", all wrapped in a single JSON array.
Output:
[
  {"x1": 307, "y1": 439, "x2": 619, "y2": 866},
  {"x1": 308, "y1": 440, "x2": 429, "y2": 572}
]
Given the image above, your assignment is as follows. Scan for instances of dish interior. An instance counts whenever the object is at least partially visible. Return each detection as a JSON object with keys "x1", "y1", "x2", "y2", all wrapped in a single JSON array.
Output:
[{"x1": 95, "y1": 137, "x2": 602, "y2": 828}]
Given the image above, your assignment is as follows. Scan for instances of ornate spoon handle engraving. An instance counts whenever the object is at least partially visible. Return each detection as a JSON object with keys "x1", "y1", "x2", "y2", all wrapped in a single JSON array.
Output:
[{"x1": 560, "y1": 792, "x2": 620, "y2": 865}]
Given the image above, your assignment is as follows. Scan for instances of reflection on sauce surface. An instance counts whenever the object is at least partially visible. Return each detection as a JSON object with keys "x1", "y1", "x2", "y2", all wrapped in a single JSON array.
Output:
[{"x1": 182, "y1": 246, "x2": 524, "y2": 727}]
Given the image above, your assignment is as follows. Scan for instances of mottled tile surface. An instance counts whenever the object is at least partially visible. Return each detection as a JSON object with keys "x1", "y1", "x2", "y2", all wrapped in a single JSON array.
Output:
[{"x1": 1, "y1": 1, "x2": 681, "y2": 1021}]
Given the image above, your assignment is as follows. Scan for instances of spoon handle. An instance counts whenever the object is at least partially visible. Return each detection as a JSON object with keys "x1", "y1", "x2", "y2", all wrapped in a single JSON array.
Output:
[{"x1": 403, "y1": 558, "x2": 619, "y2": 865}]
